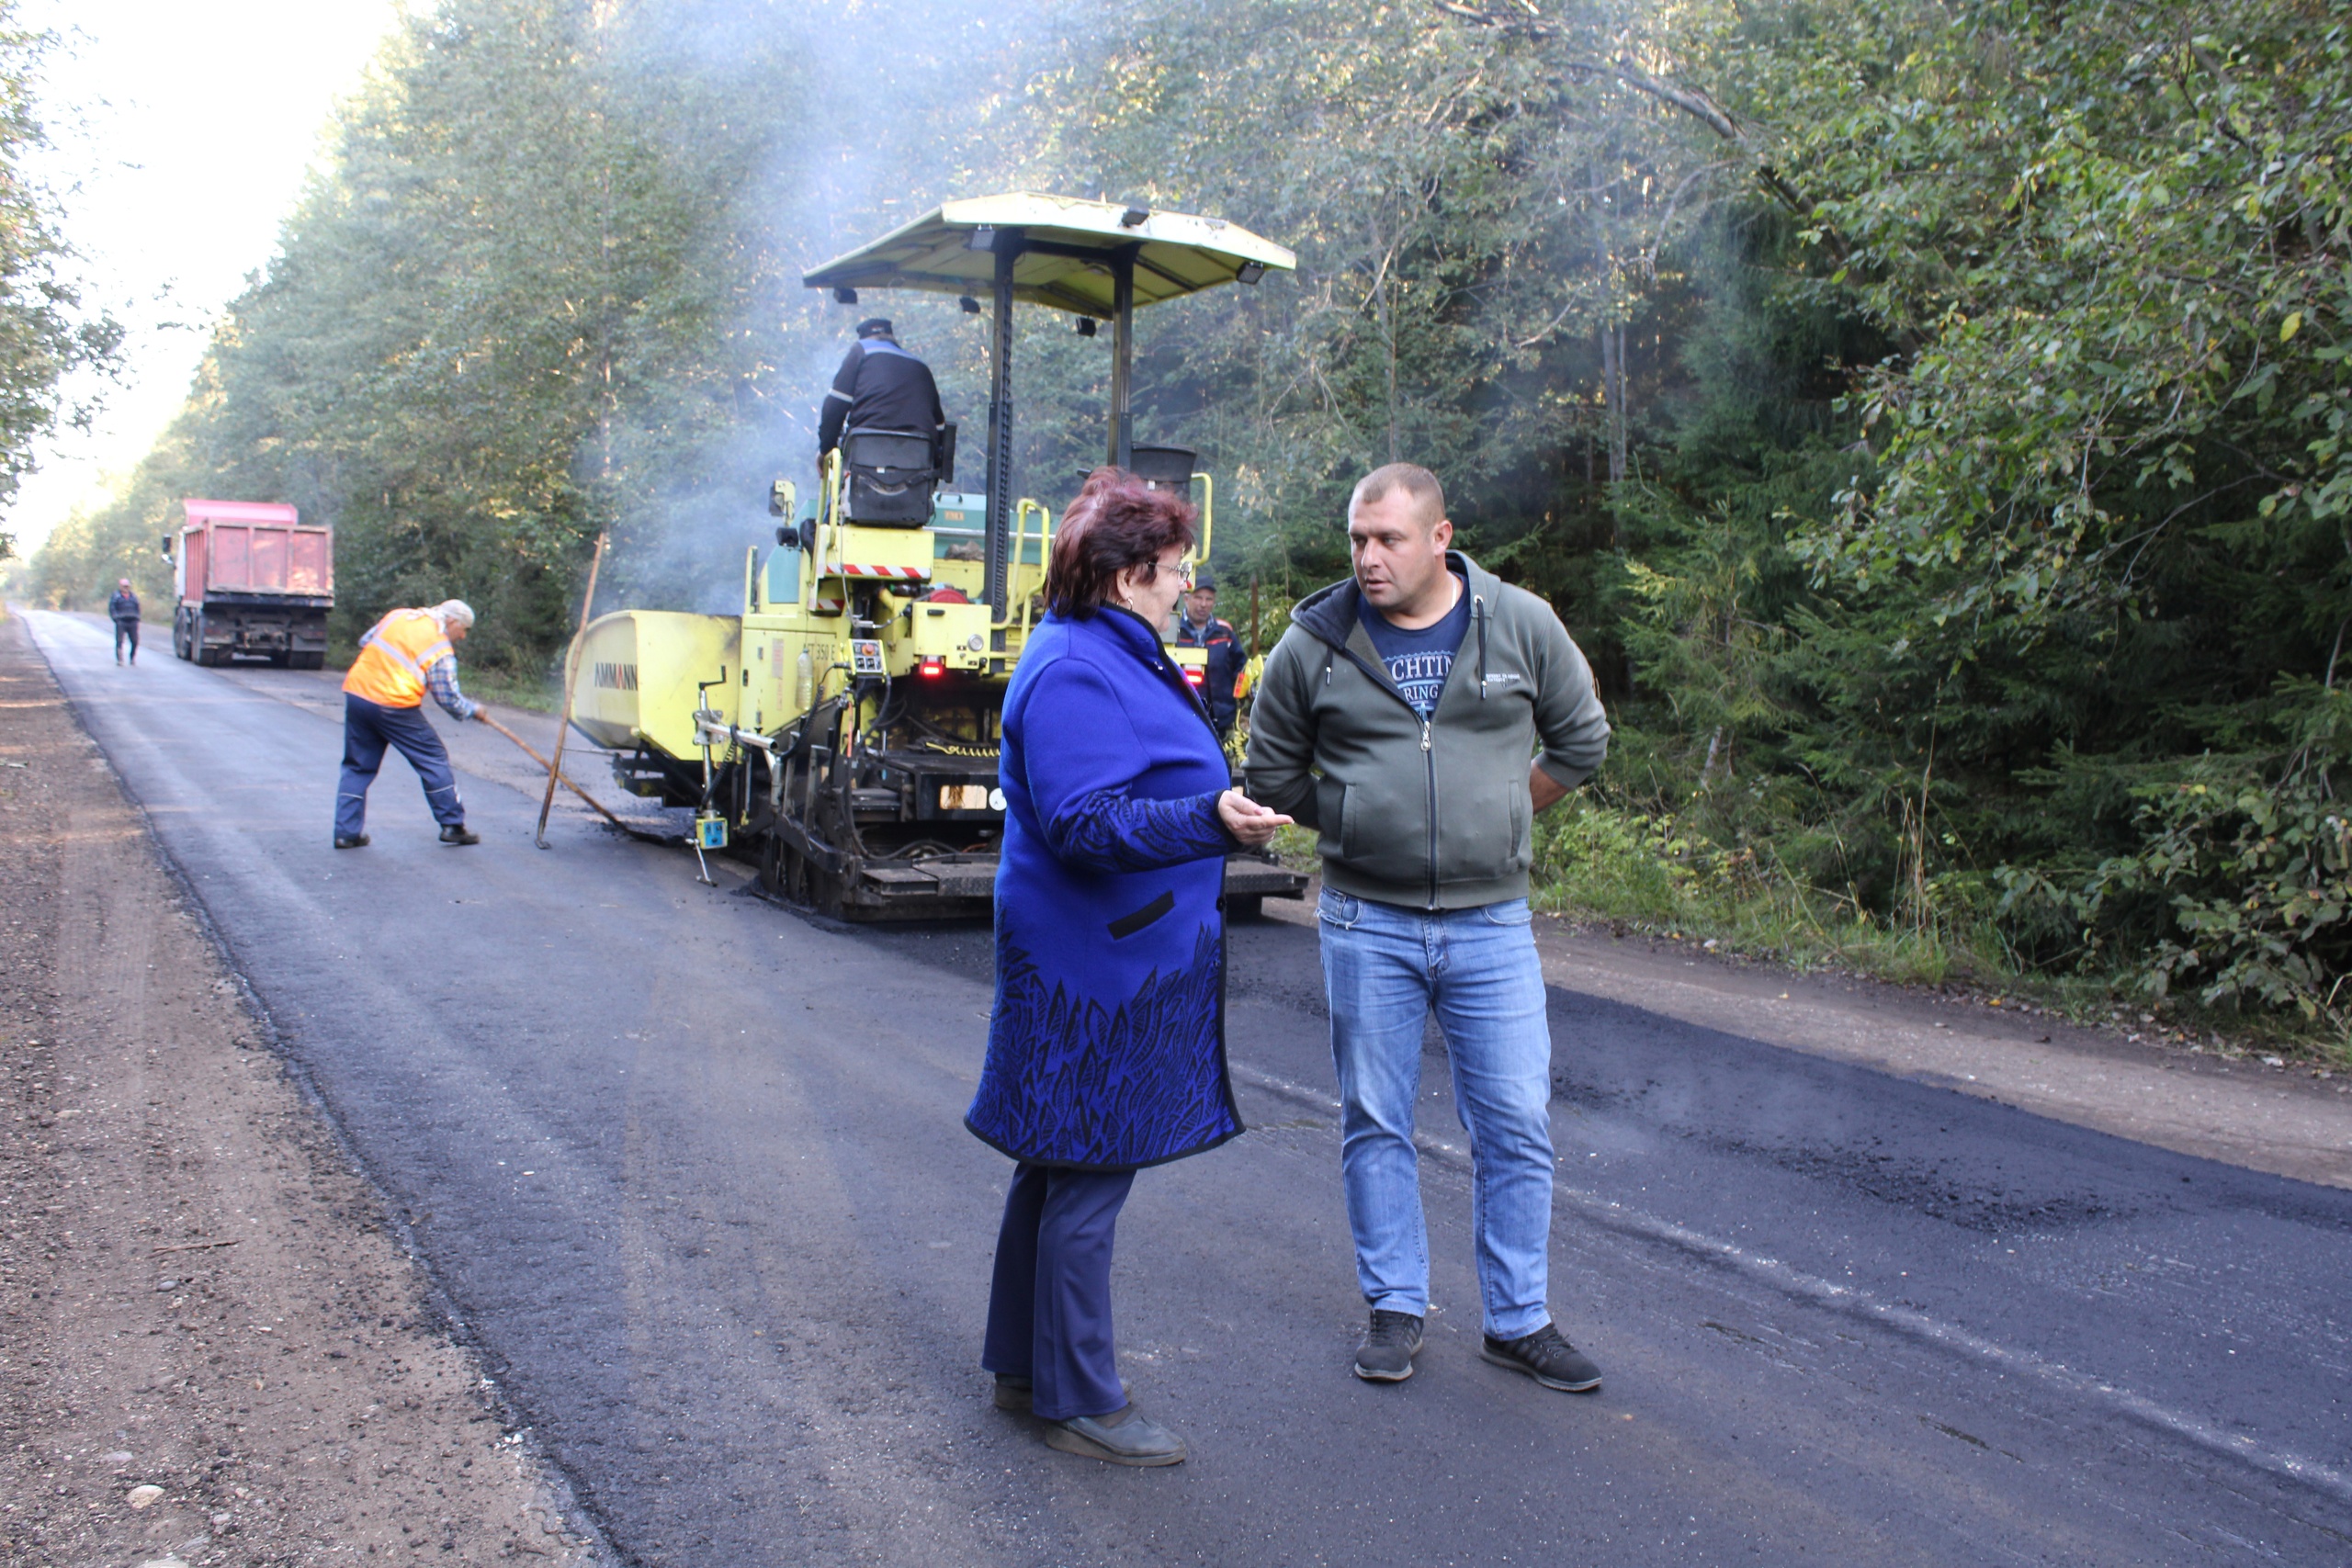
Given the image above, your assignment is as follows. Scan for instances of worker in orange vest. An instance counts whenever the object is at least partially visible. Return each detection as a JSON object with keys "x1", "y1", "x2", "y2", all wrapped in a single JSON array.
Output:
[{"x1": 334, "y1": 600, "x2": 489, "y2": 849}]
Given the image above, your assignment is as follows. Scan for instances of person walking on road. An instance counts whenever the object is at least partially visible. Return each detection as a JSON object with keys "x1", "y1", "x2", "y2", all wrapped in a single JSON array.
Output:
[
  {"x1": 334, "y1": 600, "x2": 489, "y2": 850},
  {"x1": 966, "y1": 468, "x2": 1290, "y2": 1468},
  {"x1": 1243, "y1": 462, "x2": 1611, "y2": 1393},
  {"x1": 1172, "y1": 568, "x2": 1243, "y2": 739},
  {"x1": 108, "y1": 580, "x2": 141, "y2": 665}
]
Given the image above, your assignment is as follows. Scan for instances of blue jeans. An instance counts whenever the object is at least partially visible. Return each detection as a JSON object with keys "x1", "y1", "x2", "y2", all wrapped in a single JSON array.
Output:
[
  {"x1": 981, "y1": 1164, "x2": 1136, "y2": 1420},
  {"x1": 337, "y1": 694, "x2": 465, "y2": 838},
  {"x1": 1318, "y1": 887, "x2": 1555, "y2": 1339}
]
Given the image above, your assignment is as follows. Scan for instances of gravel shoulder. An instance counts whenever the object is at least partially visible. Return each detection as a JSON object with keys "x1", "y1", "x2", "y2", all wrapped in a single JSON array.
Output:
[
  {"x1": 0, "y1": 609, "x2": 600, "y2": 1567},
  {"x1": 1264, "y1": 887, "x2": 2352, "y2": 1192}
]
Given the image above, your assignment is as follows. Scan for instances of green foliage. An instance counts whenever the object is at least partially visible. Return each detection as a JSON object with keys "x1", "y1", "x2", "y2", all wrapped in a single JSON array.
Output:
[
  {"x1": 0, "y1": 4, "x2": 121, "y2": 561},
  {"x1": 1596, "y1": 0, "x2": 2352, "y2": 1025},
  {"x1": 1998, "y1": 682, "x2": 2352, "y2": 1024}
]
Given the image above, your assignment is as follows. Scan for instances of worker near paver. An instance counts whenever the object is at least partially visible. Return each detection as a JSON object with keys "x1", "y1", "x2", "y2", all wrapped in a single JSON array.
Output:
[
  {"x1": 1243, "y1": 462, "x2": 1611, "y2": 1394},
  {"x1": 108, "y1": 579, "x2": 141, "y2": 666},
  {"x1": 966, "y1": 468, "x2": 1290, "y2": 1469},
  {"x1": 815, "y1": 318, "x2": 946, "y2": 459},
  {"x1": 334, "y1": 600, "x2": 487, "y2": 850},
  {"x1": 1172, "y1": 567, "x2": 1242, "y2": 738}
]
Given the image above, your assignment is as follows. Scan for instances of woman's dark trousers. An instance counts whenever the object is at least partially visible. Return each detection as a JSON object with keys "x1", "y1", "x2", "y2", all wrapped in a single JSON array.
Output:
[{"x1": 983, "y1": 1163, "x2": 1136, "y2": 1420}]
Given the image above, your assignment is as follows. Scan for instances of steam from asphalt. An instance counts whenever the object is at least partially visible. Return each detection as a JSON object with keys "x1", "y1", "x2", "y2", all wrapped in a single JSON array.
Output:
[{"x1": 593, "y1": 0, "x2": 1042, "y2": 615}]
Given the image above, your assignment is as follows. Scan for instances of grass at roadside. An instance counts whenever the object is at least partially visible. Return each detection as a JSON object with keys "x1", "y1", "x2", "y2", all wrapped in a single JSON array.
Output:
[
  {"x1": 1271, "y1": 807, "x2": 2346, "y2": 1068},
  {"x1": 314, "y1": 648, "x2": 560, "y2": 716},
  {"x1": 1531, "y1": 800, "x2": 2349, "y2": 1068},
  {"x1": 458, "y1": 667, "x2": 560, "y2": 716}
]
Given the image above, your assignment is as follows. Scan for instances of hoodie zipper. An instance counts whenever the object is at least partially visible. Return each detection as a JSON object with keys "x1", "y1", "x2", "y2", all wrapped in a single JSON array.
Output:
[
  {"x1": 1421, "y1": 715, "x2": 1437, "y2": 908},
  {"x1": 1324, "y1": 638, "x2": 1445, "y2": 910}
]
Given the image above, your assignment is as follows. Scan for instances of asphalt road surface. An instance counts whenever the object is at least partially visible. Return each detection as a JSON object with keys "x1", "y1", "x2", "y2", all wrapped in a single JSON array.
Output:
[{"x1": 24, "y1": 607, "x2": 2352, "y2": 1567}]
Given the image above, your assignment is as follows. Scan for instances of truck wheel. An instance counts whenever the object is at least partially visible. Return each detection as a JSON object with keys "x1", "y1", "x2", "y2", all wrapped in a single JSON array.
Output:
[{"x1": 292, "y1": 651, "x2": 324, "y2": 671}]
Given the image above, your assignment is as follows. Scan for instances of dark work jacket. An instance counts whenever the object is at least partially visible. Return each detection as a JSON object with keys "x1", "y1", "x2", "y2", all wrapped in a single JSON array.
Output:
[
  {"x1": 967, "y1": 607, "x2": 1244, "y2": 1170},
  {"x1": 1174, "y1": 613, "x2": 1243, "y2": 730},
  {"x1": 817, "y1": 337, "x2": 944, "y2": 455},
  {"x1": 108, "y1": 590, "x2": 141, "y2": 623}
]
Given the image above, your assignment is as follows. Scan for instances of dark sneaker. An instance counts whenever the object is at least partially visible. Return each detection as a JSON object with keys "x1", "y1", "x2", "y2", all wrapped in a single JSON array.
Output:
[
  {"x1": 1481, "y1": 1323, "x2": 1602, "y2": 1393},
  {"x1": 1045, "y1": 1404, "x2": 1186, "y2": 1467},
  {"x1": 1353, "y1": 1309, "x2": 1424, "y2": 1382},
  {"x1": 334, "y1": 834, "x2": 370, "y2": 849},
  {"x1": 992, "y1": 1374, "x2": 1032, "y2": 1414},
  {"x1": 439, "y1": 825, "x2": 481, "y2": 846}
]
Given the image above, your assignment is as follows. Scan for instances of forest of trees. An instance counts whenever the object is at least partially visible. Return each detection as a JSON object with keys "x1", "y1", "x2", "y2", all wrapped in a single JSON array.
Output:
[
  {"x1": 0, "y1": 1, "x2": 120, "y2": 562},
  {"x1": 22, "y1": 0, "x2": 2352, "y2": 1029}
]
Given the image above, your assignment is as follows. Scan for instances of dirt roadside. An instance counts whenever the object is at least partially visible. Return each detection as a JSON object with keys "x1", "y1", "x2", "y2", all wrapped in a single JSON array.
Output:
[
  {"x1": 0, "y1": 610, "x2": 601, "y2": 1567},
  {"x1": 1263, "y1": 894, "x2": 2352, "y2": 1190}
]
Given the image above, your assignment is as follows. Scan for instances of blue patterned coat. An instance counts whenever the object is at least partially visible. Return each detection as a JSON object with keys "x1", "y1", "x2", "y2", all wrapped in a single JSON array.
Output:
[{"x1": 966, "y1": 606, "x2": 1244, "y2": 1170}]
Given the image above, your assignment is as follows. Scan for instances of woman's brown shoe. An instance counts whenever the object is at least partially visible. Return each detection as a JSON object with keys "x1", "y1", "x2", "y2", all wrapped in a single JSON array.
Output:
[{"x1": 1044, "y1": 1404, "x2": 1187, "y2": 1466}]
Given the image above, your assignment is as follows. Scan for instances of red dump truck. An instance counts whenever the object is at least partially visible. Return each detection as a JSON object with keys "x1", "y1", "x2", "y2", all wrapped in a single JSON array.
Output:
[{"x1": 164, "y1": 500, "x2": 334, "y2": 668}]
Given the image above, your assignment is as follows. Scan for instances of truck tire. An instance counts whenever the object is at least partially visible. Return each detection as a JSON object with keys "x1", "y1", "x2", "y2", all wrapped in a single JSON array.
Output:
[
  {"x1": 291, "y1": 651, "x2": 324, "y2": 671},
  {"x1": 193, "y1": 612, "x2": 222, "y2": 666}
]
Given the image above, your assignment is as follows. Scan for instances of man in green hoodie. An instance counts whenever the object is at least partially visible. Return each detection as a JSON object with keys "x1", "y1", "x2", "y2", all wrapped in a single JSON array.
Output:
[{"x1": 1245, "y1": 462, "x2": 1611, "y2": 1393}]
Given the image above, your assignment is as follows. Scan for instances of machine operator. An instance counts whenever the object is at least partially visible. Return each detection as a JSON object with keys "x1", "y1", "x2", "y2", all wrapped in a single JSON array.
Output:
[
  {"x1": 334, "y1": 600, "x2": 488, "y2": 850},
  {"x1": 1174, "y1": 567, "x2": 1244, "y2": 738},
  {"x1": 817, "y1": 318, "x2": 946, "y2": 459}
]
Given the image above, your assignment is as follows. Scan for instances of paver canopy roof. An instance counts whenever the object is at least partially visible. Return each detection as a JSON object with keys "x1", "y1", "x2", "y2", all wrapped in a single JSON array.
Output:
[{"x1": 801, "y1": 192, "x2": 1296, "y2": 319}]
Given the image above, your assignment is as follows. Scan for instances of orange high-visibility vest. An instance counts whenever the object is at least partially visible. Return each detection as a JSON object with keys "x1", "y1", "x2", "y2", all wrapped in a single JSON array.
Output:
[{"x1": 343, "y1": 609, "x2": 454, "y2": 708}]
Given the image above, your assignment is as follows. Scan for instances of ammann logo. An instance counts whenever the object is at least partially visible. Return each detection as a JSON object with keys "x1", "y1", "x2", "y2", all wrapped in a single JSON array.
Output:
[{"x1": 594, "y1": 661, "x2": 639, "y2": 691}]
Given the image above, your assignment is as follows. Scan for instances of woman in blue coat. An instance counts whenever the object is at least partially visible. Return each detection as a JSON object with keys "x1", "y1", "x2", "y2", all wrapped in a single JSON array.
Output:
[{"x1": 967, "y1": 468, "x2": 1290, "y2": 1467}]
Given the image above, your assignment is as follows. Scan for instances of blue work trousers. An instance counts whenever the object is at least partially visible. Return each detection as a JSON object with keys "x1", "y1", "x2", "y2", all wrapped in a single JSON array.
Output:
[
  {"x1": 982, "y1": 1163, "x2": 1136, "y2": 1420},
  {"x1": 1318, "y1": 888, "x2": 1556, "y2": 1339},
  {"x1": 113, "y1": 617, "x2": 139, "y2": 661},
  {"x1": 337, "y1": 694, "x2": 464, "y2": 839}
]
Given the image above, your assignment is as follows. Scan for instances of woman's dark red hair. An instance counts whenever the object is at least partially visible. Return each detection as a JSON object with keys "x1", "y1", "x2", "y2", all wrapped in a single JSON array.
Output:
[{"x1": 1044, "y1": 467, "x2": 1198, "y2": 617}]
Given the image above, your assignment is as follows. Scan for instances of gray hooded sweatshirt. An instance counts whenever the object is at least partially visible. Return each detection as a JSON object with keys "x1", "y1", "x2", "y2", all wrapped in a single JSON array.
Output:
[{"x1": 1243, "y1": 552, "x2": 1609, "y2": 910}]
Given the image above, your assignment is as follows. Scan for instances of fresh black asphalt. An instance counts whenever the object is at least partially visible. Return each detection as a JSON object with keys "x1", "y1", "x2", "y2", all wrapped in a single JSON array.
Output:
[{"x1": 25, "y1": 609, "x2": 2352, "y2": 1566}]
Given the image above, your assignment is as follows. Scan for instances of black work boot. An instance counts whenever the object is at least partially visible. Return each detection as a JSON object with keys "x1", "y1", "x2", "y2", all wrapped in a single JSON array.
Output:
[
  {"x1": 991, "y1": 1374, "x2": 1032, "y2": 1414},
  {"x1": 1353, "y1": 1309, "x2": 1424, "y2": 1382},
  {"x1": 439, "y1": 824, "x2": 481, "y2": 846},
  {"x1": 1044, "y1": 1404, "x2": 1186, "y2": 1467},
  {"x1": 334, "y1": 834, "x2": 370, "y2": 849},
  {"x1": 1480, "y1": 1323, "x2": 1602, "y2": 1393}
]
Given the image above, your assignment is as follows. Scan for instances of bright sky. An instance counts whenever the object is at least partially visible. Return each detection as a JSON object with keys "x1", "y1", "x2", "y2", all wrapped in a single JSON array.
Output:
[{"x1": 10, "y1": 0, "x2": 404, "y2": 553}]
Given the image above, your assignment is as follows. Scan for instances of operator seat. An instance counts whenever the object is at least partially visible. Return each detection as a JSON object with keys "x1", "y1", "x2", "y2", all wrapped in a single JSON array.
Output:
[
  {"x1": 842, "y1": 424, "x2": 954, "y2": 526},
  {"x1": 1128, "y1": 444, "x2": 1197, "y2": 497}
]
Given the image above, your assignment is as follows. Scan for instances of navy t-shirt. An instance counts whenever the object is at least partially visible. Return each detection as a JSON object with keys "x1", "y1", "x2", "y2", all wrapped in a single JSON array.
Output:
[{"x1": 1361, "y1": 575, "x2": 1471, "y2": 717}]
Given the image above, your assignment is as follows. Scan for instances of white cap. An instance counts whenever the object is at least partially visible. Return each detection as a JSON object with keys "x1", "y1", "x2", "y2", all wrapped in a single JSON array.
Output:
[{"x1": 432, "y1": 599, "x2": 476, "y2": 629}]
